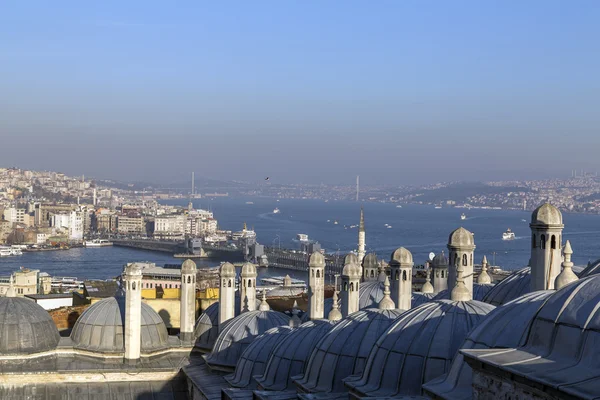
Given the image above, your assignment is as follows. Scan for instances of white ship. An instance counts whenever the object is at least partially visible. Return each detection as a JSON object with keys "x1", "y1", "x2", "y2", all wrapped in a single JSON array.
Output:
[
  {"x1": 84, "y1": 239, "x2": 113, "y2": 247},
  {"x1": 434, "y1": 205, "x2": 442, "y2": 209},
  {"x1": 502, "y1": 228, "x2": 516, "y2": 241},
  {"x1": 296, "y1": 234, "x2": 309, "y2": 242},
  {"x1": 0, "y1": 246, "x2": 23, "y2": 257},
  {"x1": 273, "y1": 208, "x2": 281, "y2": 214},
  {"x1": 461, "y1": 213, "x2": 467, "y2": 220}
]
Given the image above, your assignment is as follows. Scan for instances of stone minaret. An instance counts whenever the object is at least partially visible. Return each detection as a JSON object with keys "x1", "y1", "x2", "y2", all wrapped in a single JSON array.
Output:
[
  {"x1": 124, "y1": 263, "x2": 142, "y2": 362},
  {"x1": 6, "y1": 274, "x2": 15, "y2": 298},
  {"x1": 180, "y1": 259, "x2": 197, "y2": 343},
  {"x1": 555, "y1": 240, "x2": 578, "y2": 290},
  {"x1": 421, "y1": 267, "x2": 434, "y2": 294},
  {"x1": 448, "y1": 227, "x2": 476, "y2": 294},
  {"x1": 290, "y1": 300, "x2": 302, "y2": 328},
  {"x1": 308, "y1": 251, "x2": 325, "y2": 320},
  {"x1": 477, "y1": 255, "x2": 492, "y2": 284},
  {"x1": 328, "y1": 289, "x2": 342, "y2": 322},
  {"x1": 357, "y1": 207, "x2": 366, "y2": 264},
  {"x1": 362, "y1": 253, "x2": 378, "y2": 281},
  {"x1": 341, "y1": 254, "x2": 361, "y2": 317},
  {"x1": 219, "y1": 262, "x2": 236, "y2": 328},
  {"x1": 530, "y1": 203, "x2": 564, "y2": 291},
  {"x1": 378, "y1": 276, "x2": 395, "y2": 310},
  {"x1": 258, "y1": 290, "x2": 270, "y2": 311},
  {"x1": 450, "y1": 262, "x2": 472, "y2": 302},
  {"x1": 390, "y1": 247, "x2": 413, "y2": 310},
  {"x1": 432, "y1": 252, "x2": 448, "y2": 294},
  {"x1": 240, "y1": 262, "x2": 257, "y2": 313}
]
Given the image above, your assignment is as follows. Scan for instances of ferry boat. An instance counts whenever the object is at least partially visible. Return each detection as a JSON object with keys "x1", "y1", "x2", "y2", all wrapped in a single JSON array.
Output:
[
  {"x1": 0, "y1": 247, "x2": 23, "y2": 257},
  {"x1": 396, "y1": 205, "x2": 402, "y2": 208},
  {"x1": 333, "y1": 220, "x2": 339, "y2": 225},
  {"x1": 434, "y1": 205, "x2": 442, "y2": 209},
  {"x1": 461, "y1": 213, "x2": 467, "y2": 220},
  {"x1": 51, "y1": 276, "x2": 84, "y2": 292},
  {"x1": 296, "y1": 234, "x2": 309, "y2": 242},
  {"x1": 502, "y1": 228, "x2": 516, "y2": 241},
  {"x1": 273, "y1": 208, "x2": 281, "y2": 214},
  {"x1": 84, "y1": 239, "x2": 113, "y2": 247}
]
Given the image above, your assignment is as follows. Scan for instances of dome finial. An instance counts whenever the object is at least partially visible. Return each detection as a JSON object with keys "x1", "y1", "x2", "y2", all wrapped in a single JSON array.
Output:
[
  {"x1": 555, "y1": 240, "x2": 578, "y2": 290},
  {"x1": 290, "y1": 300, "x2": 301, "y2": 327},
  {"x1": 477, "y1": 255, "x2": 492, "y2": 284},
  {"x1": 6, "y1": 274, "x2": 15, "y2": 298},
  {"x1": 421, "y1": 267, "x2": 434, "y2": 294},
  {"x1": 451, "y1": 263, "x2": 472, "y2": 301},
  {"x1": 328, "y1": 290, "x2": 342, "y2": 321},
  {"x1": 259, "y1": 290, "x2": 270, "y2": 311},
  {"x1": 378, "y1": 276, "x2": 396, "y2": 310}
]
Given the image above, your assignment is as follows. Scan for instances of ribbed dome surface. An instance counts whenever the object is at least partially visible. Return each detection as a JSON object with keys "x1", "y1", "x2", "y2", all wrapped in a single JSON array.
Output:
[
  {"x1": 448, "y1": 227, "x2": 474, "y2": 247},
  {"x1": 531, "y1": 203, "x2": 563, "y2": 226},
  {"x1": 346, "y1": 300, "x2": 494, "y2": 397},
  {"x1": 433, "y1": 283, "x2": 494, "y2": 302},
  {"x1": 423, "y1": 290, "x2": 552, "y2": 400},
  {"x1": 71, "y1": 297, "x2": 168, "y2": 353},
  {"x1": 225, "y1": 326, "x2": 292, "y2": 389},
  {"x1": 432, "y1": 253, "x2": 448, "y2": 268},
  {"x1": 295, "y1": 308, "x2": 404, "y2": 393},
  {"x1": 267, "y1": 286, "x2": 304, "y2": 298},
  {"x1": 256, "y1": 319, "x2": 335, "y2": 391},
  {"x1": 579, "y1": 258, "x2": 600, "y2": 278},
  {"x1": 412, "y1": 292, "x2": 436, "y2": 307},
  {"x1": 360, "y1": 281, "x2": 435, "y2": 309},
  {"x1": 204, "y1": 310, "x2": 290, "y2": 370},
  {"x1": 0, "y1": 297, "x2": 60, "y2": 355},
  {"x1": 482, "y1": 267, "x2": 531, "y2": 306}
]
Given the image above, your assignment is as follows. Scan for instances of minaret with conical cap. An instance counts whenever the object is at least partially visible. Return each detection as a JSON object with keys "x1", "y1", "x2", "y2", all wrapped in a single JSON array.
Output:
[
  {"x1": 530, "y1": 203, "x2": 564, "y2": 291},
  {"x1": 421, "y1": 267, "x2": 434, "y2": 294},
  {"x1": 378, "y1": 276, "x2": 395, "y2": 310},
  {"x1": 451, "y1": 262, "x2": 472, "y2": 302},
  {"x1": 328, "y1": 289, "x2": 342, "y2": 321},
  {"x1": 477, "y1": 255, "x2": 492, "y2": 284},
  {"x1": 357, "y1": 207, "x2": 366, "y2": 264},
  {"x1": 290, "y1": 300, "x2": 302, "y2": 327},
  {"x1": 341, "y1": 253, "x2": 361, "y2": 317},
  {"x1": 6, "y1": 274, "x2": 15, "y2": 298},
  {"x1": 390, "y1": 247, "x2": 413, "y2": 310},
  {"x1": 180, "y1": 259, "x2": 197, "y2": 343},
  {"x1": 308, "y1": 251, "x2": 325, "y2": 320},
  {"x1": 555, "y1": 240, "x2": 578, "y2": 290},
  {"x1": 258, "y1": 290, "x2": 270, "y2": 311},
  {"x1": 124, "y1": 263, "x2": 142, "y2": 362},
  {"x1": 240, "y1": 262, "x2": 257, "y2": 313},
  {"x1": 431, "y1": 252, "x2": 448, "y2": 294},
  {"x1": 219, "y1": 262, "x2": 236, "y2": 328},
  {"x1": 448, "y1": 227, "x2": 476, "y2": 293}
]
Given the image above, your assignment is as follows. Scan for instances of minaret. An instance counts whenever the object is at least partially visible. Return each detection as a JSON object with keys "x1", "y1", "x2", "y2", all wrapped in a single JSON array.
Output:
[
  {"x1": 357, "y1": 207, "x2": 366, "y2": 264},
  {"x1": 308, "y1": 251, "x2": 325, "y2": 320},
  {"x1": 362, "y1": 253, "x2": 378, "y2": 281},
  {"x1": 450, "y1": 262, "x2": 472, "y2": 302},
  {"x1": 219, "y1": 262, "x2": 236, "y2": 328},
  {"x1": 290, "y1": 300, "x2": 302, "y2": 328},
  {"x1": 477, "y1": 255, "x2": 492, "y2": 284},
  {"x1": 328, "y1": 289, "x2": 342, "y2": 322},
  {"x1": 258, "y1": 290, "x2": 270, "y2": 311},
  {"x1": 555, "y1": 240, "x2": 578, "y2": 290},
  {"x1": 530, "y1": 203, "x2": 564, "y2": 291},
  {"x1": 378, "y1": 277, "x2": 395, "y2": 310},
  {"x1": 240, "y1": 262, "x2": 257, "y2": 313},
  {"x1": 341, "y1": 253, "x2": 361, "y2": 317},
  {"x1": 124, "y1": 263, "x2": 142, "y2": 362},
  {"x1": 447, "y1": 227, "x2": 476, "y2": 293},
  {"x1": 390, "y1": 247, "x2": 413, "y2": 310},
  {"x1": 6, "y1": 275, "x2": 15, "y2": 298},
  {"x1": 180, "y1": 259, "x2": 197, "y2": 343},
  {"x1": 421, "y1": 267, "x2": 434, "y2": 294},
  {"x1": 431, "y1": 252, "x2": 448, "y2": 294}
]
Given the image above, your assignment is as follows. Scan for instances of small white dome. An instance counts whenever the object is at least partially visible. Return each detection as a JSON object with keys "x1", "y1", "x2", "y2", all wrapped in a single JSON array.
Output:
[{"x1": 531, "y1": 203, "x2": 563, "y2": 226}]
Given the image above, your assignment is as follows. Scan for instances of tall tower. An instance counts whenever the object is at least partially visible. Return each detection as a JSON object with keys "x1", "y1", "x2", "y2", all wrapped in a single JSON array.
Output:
[
  {"x1": 390, "y1": 247, "x2": 413, "y2": 310},
  {"x1": 447, "y1": 227, "x2": 476, "y2": 294},
  {"x1": 124, "y1": 263, "x2": 142, "y2": 362},
  {"x1": 341, "y1": 253, "x2": 361, "y2": 317},
  {"x1": 180, "y1": 259, "x2": 197, "y2": 343},
  {"x1": 219, "y1": 262, "x2": 236, "y2": 328},
  {"x1": 431, "y1": 252, "x2": 448, "y2": 294},
  {"x1": 239, "y1": 263, "x2": 257, "y2": 313},
  {"x1": 530, "y1": 203, "x2": 564, "y2": 291},
  {"x1": 308, "y1": 251, "x2": 325, "y2": 320},
  {"x1": 362, "y1": 253, "x2": 378, "y2": 281},
  {"x1": 357, "y1": 207, "x2": 366, "y2": 264}
]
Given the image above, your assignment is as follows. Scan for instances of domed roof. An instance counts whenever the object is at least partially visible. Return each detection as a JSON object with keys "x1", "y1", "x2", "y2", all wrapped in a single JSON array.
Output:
[
  {"x1": 71, "y1": 297, "x2": 168, "y2": 354},
  {"x1": 433, "y1": 283, "x2": 493, "y2": 302},
  {"x1": 448, "y1": 227, "x2": 474, "y2": 247},
  {"x1": 267, "y1": 286, "x2": 304, "y2": 298},
  {"x1": 359, "y1": 281, "x2": 435, "y2": 309},
  {"x1": 412, "y1": 292, "x2": 436, "y2": 307},
  {"x1": 0, "y1": 297, "x2": 60, "y2": 355},
  {"x1": 204, "y1": 310, "x2": 290, "y2": 371},
  {"x1": 241, "y1": 262, "x2": 257, "y2": 276},
  {"x1": 181, "y1": 259, "x2": 197, "y2": 273},
  {"x1": 309, "y1": 251, "x2": 325, "y2": 267},
  {"x1": 294, "y1": 308, "x2": 404, "y2": 393},
  {"x1": 220, "y1": 262, "x2": 236, "y2": 276},
  {"x1": 362, "y1": 253, "x2": 378, "y2": 269},
  {"x1": 431, "y1": 252, "x2": 448, "y2": 268},
  {"x1": 531, "y1": 203, "x2": 563, "y2": 226},
  {"x1": 342, "y1": 262, "x2": 361, "y2": 277},
  {"x1": 482, "y1": 267, "x2": 531, "y2": 306},
  {"x1": 344, "y1": 253, "x2": 359, "y2": 266},
  {"x1": 423, "y1": 291, "x2": 552, "y2": 399},
  {"x1": 578, "y1": 258, "x2": 600, "y2": 278},
  {"x1": 225, "y1": 325, "x2": 292, "y2": 389},
  {"x1": 345, "y1": 300, "x2": 494, "y2": 397},
  {"x1": 256, "y1": 320, "x2": 335, "y2": 391},
  {"x1": 391, "y1": 247, "x2": 413, "y2": 265}
]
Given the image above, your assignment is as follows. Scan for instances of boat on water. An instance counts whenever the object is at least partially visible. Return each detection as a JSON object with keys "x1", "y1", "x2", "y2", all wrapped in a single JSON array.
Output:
[
  {"x1": 387, "y1": 225, "x2": 392, "y2": 229},
  {"x1": 461, "y1": 213, "x2": 467, "y2": 220},
  {"x1": 333, "y1": 220, "x2": 339, "y2": 225},
  {"x1": 521, "y1": 219, "x2": 527, "y2": 222},
  {"x1": 502, "y1": 228, "x2": 516, "y2": 240},
  {"x1": 296, "y1": 233, "x2": 309, "y2": 242},
  {"x1": 245, "y1": 201, "x2": 254, "y2": 205},
  {"x1": 434, "y1": 205, "x2": 442, "y2": 209},
  {"x1": 273, "y1": 207, "x2": 281, "y2": 214},
  {"x1": 0, "y1": 246, "x2": 23, "y2": 257},
  {"x1": 396, "y1": 205, "x2": 402, "y2": 208},
  {"x1": 84, "y1": 239, "x2": 113, "y2": 247}
]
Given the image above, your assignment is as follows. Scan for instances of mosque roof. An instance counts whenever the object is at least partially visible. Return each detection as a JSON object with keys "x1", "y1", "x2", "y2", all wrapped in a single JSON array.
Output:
[
  {"x1": 531, "y1": 203, "x2": 563, "y2": 226},
  {"x1": 225, "y1": 325, "x2": 293, "y2": 389},
  {"x1": 203, "y1": 310, "x2": 290, "y2": 371},
  {"x1": 181, "y1": 259, "x2": 197, "y2": 273},
  {"x1": 256, "y1": 319, "x2": 336, "y2": 392},
  {"x1": 267, "y1": 286, "x2": 304, "y2": 298},
  {"x1": 433, "y1": 283, "x2": 494, "y2": 302},
  {"x1": 345, "y1": 299, "x2": 494, "y2": 397},
  {"x1": 448, "y1": 227, "x2": 474, "y2": 247},
  {"x1": 294, "y1": 308, "x2": 404, "y2": 394},
  {"x1": 309, "y1": 252, "x2": 326, "y2": 267},
  {"x1": 482, "y1": 267, "x2": 531, "y2": 306},
  {"x1": 362, "y1": 253, "x2": 378, "y2": 269},
  {"x1": 423, "y1": 290, "x2": 552, "y2": 400},
  {"x1": 579, "y1": 258, "x2": 600, "y2": 278},
  {"x1": 70, "y1": 296, "x2": 169, "y2": 354},
  {"x1": 359, "y1": 281, "x2": 436, "y2": 309},
  {"x1": 0, "y1": 297, "x2": 60, "y2": 355},
  {"x1": 391, "y1": 247, "x2": 413, "y2": 265},
  {"x1": 431, "y1": 252, "x2": 448, "y2": 268}
]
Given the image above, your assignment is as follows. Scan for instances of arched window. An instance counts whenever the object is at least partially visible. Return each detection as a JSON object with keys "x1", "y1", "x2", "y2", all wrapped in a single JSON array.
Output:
[
  {"x1": 312, "y1": 270, "x2": 315, "y2": 278},
  {"x1": 436, "y1": 270, "x2": 440, "y2": 278},
  {"x1": 132, "y1": 282, "x2": 136, "y2": 290},
  {"x1": 470, "y1": 254, "x2": 473, "y2": 266},
  {"x1": 187, "y1": 276, "x2": 191, "y2": 284},
  {"x1": 395, "y1": 270, "x2": 399, "y2": 280},
  {"x1": 441, "y1": 270, "x2": 445, "y2": 278},
  {"x1": 317, "y1": 270, "x2": 320, "y2": 278},
  {"x1": 343, "y1": 282, "x2": 348, "y2": 291},
  {"x1": 402, "y1": 270, "x2": 407, "y2": 281},
  {"x1": 454, "y1": 254, "x2": 458, "y2": 266},
  {"x1": 248, "y1": 280, "x2": 252, "y2": 288},
  {"x1": 462, "y1": 254, "x2": 468, "y2": 266},
  {"x1": 532, "y1": 234, "x2": 537, "y2": 249},
  {"x1": 370, "y1": 270, "x2": 374, "y2": 278},
  {"x1": 541, "y1": 234, "x2": 546, "y2": 249},
  {"x1": 551, "y1": 235, "x2": 556, "y2": 249},
  {"x1": 350, "y1": 282, "x2": 354, "y2": 291},
  {"x1": 228, "y1": 279, "x2": 232, "y2": 287}
]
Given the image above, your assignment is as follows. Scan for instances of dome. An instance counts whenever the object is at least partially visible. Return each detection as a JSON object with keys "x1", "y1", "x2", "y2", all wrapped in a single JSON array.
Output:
[
  {"x1": 344, "y1": 253, "x2": 359, "y2": 266},
  {"x1": 482, "y1": 267, "x2": 531, "y2": 306},
  {"x1": 531, "y1": 203, "x2": 563, "y2": 226},
  {"x1": 448, "y1": 227, "x2": 474, "y2": 247},
  {"x1": 71, "y1": 297, "x2": 168, "y2": 354},
  {"x1": 0, "y1": 297, "x2": 60, "y2": 355},
  {"x1": 203, "y1": 310, "x2": 290, "y2": 371},
  {"x1": 412, "y1": 292, "x2": 436, "y2": 307},
  {"x1": 342, "y1": 262, "x2": 361, "y2": 277},
  {"x1": 309, "y1": 252, "x2": 325, "y2": 267},
  {"x1": 362, "y1": 253, "x2": 378, "y2": 269},
  {"x1": 578, "y1": 258, "x2": 600, "y2": 278},
  {"x1": 225, "y1": 325, "x2": 292, "y2": 389},
  {"x1": 256, "y1": 320, "x2": 335, "y2": 391},
  {"x1": 423, "y1": 291, "x2": 552, "y2": 399},
  {"x1": 433, "y1": 283, "x2": 493, "y2": 302},
  {"x1": 294, "y1": 308, "x2": 404, "y2": 393},
  {"x1": 391, "y1": 247, "x2": 413, "y2": 265},
  {"x1": 345, "y1": 300, "x2": 494, "y2": 397},
  {"x1": 432, "y1": 252, "x2": 448, "y2": 268},
  {"x1": 267, "y1": 286, "x2": 304, "y2": 298},
  {"x1": 359, "y1": 281, "x2": 435, "y2": 310},
  {"x1": 220, "y1": 262, "x2": 236, "y2": 276},
  {"x1": 241, "y1": 262, "x2": 257, "y2": 277},
  {"x1": 181, "y1": 259, "x2": 197, "y2": 273}
]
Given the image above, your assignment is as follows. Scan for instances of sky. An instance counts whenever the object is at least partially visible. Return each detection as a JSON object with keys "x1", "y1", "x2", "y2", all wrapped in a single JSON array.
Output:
[{"x1": 1, "y1": 1, "x2": 599, "y2": 186}]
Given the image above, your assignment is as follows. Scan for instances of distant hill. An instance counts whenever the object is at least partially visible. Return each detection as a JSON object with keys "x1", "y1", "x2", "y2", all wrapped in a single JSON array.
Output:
[{"x1": 408, "y1": 182, "x2": 529, "y2": 203}]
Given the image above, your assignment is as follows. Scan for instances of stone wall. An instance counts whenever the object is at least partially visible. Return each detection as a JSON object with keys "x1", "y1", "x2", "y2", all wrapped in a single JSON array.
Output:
[
  {"x1": 472, "y1": 369, "x2": 557, "y2": 400},
  {"x1": 48, "y1": 305, "x2": 89, "y2": 332}
]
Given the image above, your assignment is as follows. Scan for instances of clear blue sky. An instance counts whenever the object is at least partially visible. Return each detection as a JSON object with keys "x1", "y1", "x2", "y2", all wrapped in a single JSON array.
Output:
[{"x1": 1, "y1": 1, "x2": 599, "y2": 185}]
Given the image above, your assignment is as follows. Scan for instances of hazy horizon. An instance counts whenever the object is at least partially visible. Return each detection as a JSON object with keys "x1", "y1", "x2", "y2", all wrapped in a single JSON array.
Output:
[{"x1": 2, "y1": 1, "x2": 599, "y2": 185}]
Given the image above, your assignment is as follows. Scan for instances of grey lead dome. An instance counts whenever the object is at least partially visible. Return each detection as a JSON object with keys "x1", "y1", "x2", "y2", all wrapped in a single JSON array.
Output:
[
  {"x1": 530, "y1": 203, "x2": 563, "y2": 226},
  {"x1": 0, "y1": 297, "x2": 60, "y2": 355}
]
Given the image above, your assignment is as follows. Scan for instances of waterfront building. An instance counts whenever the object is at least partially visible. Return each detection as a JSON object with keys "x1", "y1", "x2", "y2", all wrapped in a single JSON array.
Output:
[
  {"x1": 116, "y1": 214, "x2": 145, "y2": 235},
  {"x1": 0, "y1": 267, "x2": 51, "y2": 297},
  {"x1": 154, "y1": 214, "x2": 186, "y2": 239}
]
